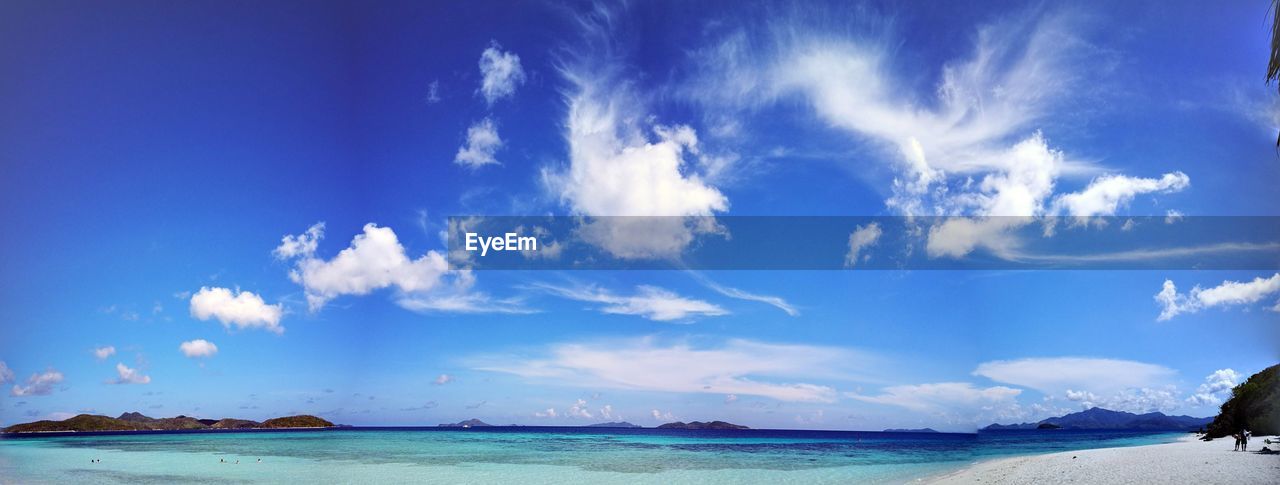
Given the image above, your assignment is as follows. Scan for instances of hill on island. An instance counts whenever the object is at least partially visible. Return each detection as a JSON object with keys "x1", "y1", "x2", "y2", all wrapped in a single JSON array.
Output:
[
  {"x1": 983, "y1": 407, "x2": 1212, "y2": 431},
  {"x1": 260, "y1": 415, "x2": 333, "y2": 428},
  {"x1": 1204, "y1": 364, "x2": 1279, "y2": 438},
  {"x1": 584, "y1": 421, "x2": 641, "y2": 428},
  {"x1": 657, "y1": 421, "x2": 748, "y2": 430},
  {"x1": 438, "y1": 419, "x2": 492, "y2": 428},
  {"x1": 3, "y1": 412, "x2": 331, "y2": 433}
]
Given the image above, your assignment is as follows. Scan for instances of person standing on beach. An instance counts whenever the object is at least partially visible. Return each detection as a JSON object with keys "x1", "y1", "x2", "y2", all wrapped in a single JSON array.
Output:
[
  {"x1": 1234, "y1": 432, "x2": 1243, "y2": 451},
  {"x1": 1243, "y1": 429, "x2": 1250, "y2": 451}
]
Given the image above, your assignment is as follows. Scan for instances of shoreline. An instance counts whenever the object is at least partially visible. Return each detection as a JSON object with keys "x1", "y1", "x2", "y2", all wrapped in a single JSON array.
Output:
[{"x1": 926, "y1": 434, "x2": 1280, "y2": 484}]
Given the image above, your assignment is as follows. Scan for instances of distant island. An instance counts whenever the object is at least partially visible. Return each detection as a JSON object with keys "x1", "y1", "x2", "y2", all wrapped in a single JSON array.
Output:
[
  {"x1": 882, "y1": 428, "x2": 939, "y2": 433},
  {"x1": 982, "y1": 407, "x2": 1211, "y2": 431},
  {"x1": 2, "y1": 412, "x2": 333, "y2": 433},
  {"x1": 657, "y1": 421, "x2": 748, "y2": 430},
  {"x1": 438, "y1": 418, "x2": 492, "y2": 428},
  {"x1": 584, "y1": 421, "x2": 641, "y2": 428}
]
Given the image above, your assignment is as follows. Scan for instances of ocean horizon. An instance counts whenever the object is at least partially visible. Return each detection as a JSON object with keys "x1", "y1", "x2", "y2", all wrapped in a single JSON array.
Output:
[{"x1": 0, "y1": 427, "x2": 1185, "y2": 483}]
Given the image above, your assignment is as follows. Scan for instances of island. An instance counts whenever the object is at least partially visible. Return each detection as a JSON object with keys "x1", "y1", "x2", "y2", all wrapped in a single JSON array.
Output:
[
  {"x1": 2, "y1": 412, "x2": 333, "y2": 433},
  {"x1": 437, "y1": 418, "x2": 493, "y2": 428},
  {"x1": 657, "y1": 421, "x2": 749, "y2": 430},
  {"x1": 982, "y1": 406, "x2": 1212, "y2": 431},
  {"x1": 584, "y1": 421, "x2": 641, "y2": 428}
]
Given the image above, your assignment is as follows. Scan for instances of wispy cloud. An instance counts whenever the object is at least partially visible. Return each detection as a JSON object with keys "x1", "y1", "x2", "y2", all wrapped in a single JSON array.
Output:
[
  {"x1": 473, "y1": 336, "x2": 876, "y2": 402},
  {"x1": 531, "y1": 282, "x2": 726, "y2": 321},
  {"x1": 1156, "y1": 273, "x2": 1280, "y2": 321}
]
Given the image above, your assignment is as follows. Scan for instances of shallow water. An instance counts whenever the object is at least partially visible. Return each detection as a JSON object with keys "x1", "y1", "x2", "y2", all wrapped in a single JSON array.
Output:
[{"x1": 0, "y1": 428, "x2": 1183, "y2": 484}]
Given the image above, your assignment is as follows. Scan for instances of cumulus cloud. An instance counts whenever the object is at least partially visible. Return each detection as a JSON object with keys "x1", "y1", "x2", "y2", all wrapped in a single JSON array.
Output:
[
  {"x1": 433, "y1": 374, "x2": 453, "y2": 386},
  {"x1": 474, "y1": 337, "x2": 874, "y2": 402},
  {"x1": 844, "y1": 222, "x2": 882, "y2": 267},
  {"x1": 10, "y1": 368, "x2": 64, "y2": 396},
  {"x1": 454, "y1": 118, "x2": 503, "y2": 169},
  {"x1": 111, "y1": 363, "x2": 151, "y2": 385},
  {"x1": 1186, "y1": 368, "x2": 1241, "y2": 406},
  {"x1": 973, "y1": 357, "x2": 1177, "y2": 396},
  {"x1": 532, "y1": 283, "x2": 727, "y2": 321},
  {"x1": 568, "y1": 399, "x2": 593, "y2": 419},
  {"x1": 93, "y1": 346, "x2": 116, "y2": 361},
  {"x1": 1050, "y1": 172, "x2": 1190, "y2": 219},
  {"x1": 534, "y1": 408, "x2": 558, "y2": 418},
  {"x1": 189, "y1": 287, "x2": 284, "y2": 334},
  {"x1": 276, "y1": 223, "x2": 521, "y2": 314},
  {"x1": 273, "y1": 222, "x2": 324, "y2": 260},
  {"x1": 0, "y1": 361, "x2": 13, "y2": 384},
  {"x1": 1155, "y1": 273, "x2": 1280, "y2": 321},
  {"x1": 478, "y1": 41, "x2": 525, "y2": 104},
  {"x1": 179, "y1": 339, "x2": 218, "y2": 358},
  {"x1": 848, "y1": 382, "x2": 1021, "y2": 414},
  {"x1": 543, "y1": 11, "x2": 730, "y2": 259},
  {"x1": 651, "y1": 409, "x2": 674, "y2": 421}
]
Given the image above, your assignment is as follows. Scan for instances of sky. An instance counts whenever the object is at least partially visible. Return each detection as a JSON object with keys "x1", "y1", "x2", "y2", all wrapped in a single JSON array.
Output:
[{"x1": 0, "y1": 0, "x2": 1277, "y2": 433}]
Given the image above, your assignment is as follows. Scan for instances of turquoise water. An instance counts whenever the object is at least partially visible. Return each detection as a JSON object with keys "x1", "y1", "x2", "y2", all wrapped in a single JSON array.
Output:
[{"x1": 0, "y1": 428, "x2": 1183, "y2": 484}]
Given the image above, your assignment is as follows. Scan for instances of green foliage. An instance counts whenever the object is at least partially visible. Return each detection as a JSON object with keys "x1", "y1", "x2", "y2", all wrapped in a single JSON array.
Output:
[
  {"x1": 1205, "y1": 364, "x2": 1279, "y2": 438},
  {"x1": 259, "y1": 415, "x2": 334, "y2": 428}
]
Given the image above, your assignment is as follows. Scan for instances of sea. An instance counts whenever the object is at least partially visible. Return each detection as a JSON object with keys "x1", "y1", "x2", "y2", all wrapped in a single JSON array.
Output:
[{"x1": 0, "y1": 427, "x2": 1185, "y2": 484}]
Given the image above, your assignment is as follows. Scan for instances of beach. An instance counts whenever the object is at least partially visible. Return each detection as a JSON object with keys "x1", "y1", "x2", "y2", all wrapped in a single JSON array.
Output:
[{"x1": 930, "y1": 434, "x2": 1280, "y2": 484}]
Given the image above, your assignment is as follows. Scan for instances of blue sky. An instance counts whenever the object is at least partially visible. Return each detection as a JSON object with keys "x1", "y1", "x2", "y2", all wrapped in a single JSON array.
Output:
[{"x1": 1, "y1": 0, "x2": 1277, "y2": 432}]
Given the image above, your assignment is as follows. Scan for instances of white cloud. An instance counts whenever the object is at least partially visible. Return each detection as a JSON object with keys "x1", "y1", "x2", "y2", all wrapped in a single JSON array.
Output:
[
  {"x1": 285, "y1": 223, "x2": 447, "y2": 310},
  {"x1": 687, "y1": 10, "x2": 1189, "y2": 262},
  {"x1": 474, "y1": 337, "x2": 873, "y2": 402},
  {"x1": 699, "y1": 279, "x2": 798, "y2": 317},
  {"x1": 1155, "y1": 273, "x2": 1280, "y2": 321},
  {"x1": 93, "y1": 346, "x2": 116, "y2": 361},
  {"x1": 433, "y1": 374, "x2": 453, "y2": 386},
  {"x1": 1186, "y1": 368, "x2": 1241, "y2": 406},
  {"x1": 534, "y1": 408, "x2": 558, "y2": 418},
  {"x1": 189, "y1": 286, "x2": 284, "y2": 334},
  {"x1": 599, "y1": 404, "x2": 616, "y2": 419},
  {"x1": 724, "y1": 394, "x2": 738, "y2": 404},
  {"x1": 0, "y1": 361, "x2": 12, "y2": 384},
  {"x1": 454, "y1": 118, "x2": 503, "y2": 169},
  {"x1": 111, "y1": 363, "x2": 150, "y2": 385},
  {"x1": 273, "y1": 222, "x2": 324, "y2": 260},
  {"x1": 478, "y1": 41, "x2": 525, "y2": 104},
  {"x1": 651, "y1": 409, "x2": 674, "y2": 421},
  {"x1": 544, "y1": 15, "x2": 729, "y2": 259},
  {"x1": 848, "y1": 382, "x2": 1021, "y2": 413},
  {"x1": 1164, "y1": 210, "x2": 1184, "y2": 224},
  {"x1": 844, "y1": 222, "x2": 882, "y2": 267},
  {"x1": 1050, "y1": 172, "x2": 1190, "y2": 218},
  {"x1": 973, "y1": 357, "x2": 1177, "y2": 396},
  {"x1": 10, "y1": 368, "x2": 63, "y2": 396},
  {"x1": 568, "y1": 399, "x2": 593, "y2": 419},
  {"x1": 179, "y1": 339, "x2": 218, "y2": 358},
  {"x1": 533, "y1": 283, "x2": 727, "y2": 321}
]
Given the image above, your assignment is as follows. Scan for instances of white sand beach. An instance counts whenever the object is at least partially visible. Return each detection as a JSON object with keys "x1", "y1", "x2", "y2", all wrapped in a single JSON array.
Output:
[{"x1": 930, "y1": 435, "x2": 1280, "y2": 484}]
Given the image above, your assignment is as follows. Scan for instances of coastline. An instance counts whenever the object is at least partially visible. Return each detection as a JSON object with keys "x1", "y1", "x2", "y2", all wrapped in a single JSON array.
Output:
[{"x1": 926, "y1": 434, "x2": 1280, "y2": 484}]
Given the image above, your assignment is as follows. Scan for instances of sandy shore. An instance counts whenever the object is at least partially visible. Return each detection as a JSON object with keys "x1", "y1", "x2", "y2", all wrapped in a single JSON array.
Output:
[{"x1": 929, "y1": 435, "x2": 1280, "y2": 484}]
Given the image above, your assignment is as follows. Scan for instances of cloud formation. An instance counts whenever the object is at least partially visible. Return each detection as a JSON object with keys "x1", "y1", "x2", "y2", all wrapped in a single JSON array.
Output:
[
  {"x1": 10, "y1": 368, "x2": 63, "y2": 396},
  {"x1": 1156, "y1": 273, "x2": 1280, "y2": 321},
  {"x1": 478, "y1": 42, "x2": 525, "y2": 104},
  {"x1": 189, "y1": 286, "x2": 284, "y2": 334},
  {"x1": 111, "y1": 363, "x2": 151, "y2": 385},
  {"x1": 0, "y1": 361, "x2": 12, "y2": 384},
  {"x1": 179, "y1": 339, "x2": 218, "y2": 358},
  {"x1": 93, "y1": 346, "x2": 116, "y2": 361},
  {"x1": 1186, "y1": 368, "x2": 1241, "y2": 406},
  {"x1": 454, "y1": 118, "x2": 503, "y2": 169},
  {"x1": 475, "y1": 337, "x2": 873, "y2": 402},
  {"x1": 848, "y1": 382, "x2": 1021, "y2": 414},
  {"x1": 533, "y1": 283, "x2": 727, "y2": 321},
  {"x1": 973, "y1": 357, "x2": 1176, "y2": 396},
  {"x1": 845, "y1": 222, "x2": 882, "y2": 267}
]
